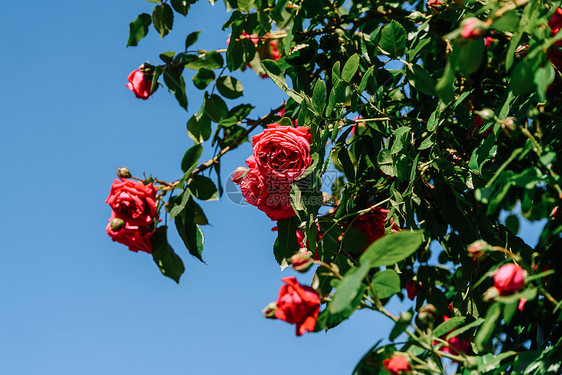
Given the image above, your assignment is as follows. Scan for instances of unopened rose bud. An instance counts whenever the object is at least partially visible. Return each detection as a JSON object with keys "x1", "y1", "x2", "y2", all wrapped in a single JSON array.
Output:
[
  {"x1": 399, "y1": 311, "x2": 413, "y2": 322},
  {"x1": 477, "y1": 108, "x2": 495, "y2": 121},
  {"x1": 467, "y1": 240, "x2": 491, "y2": 260},
  {"x1": 117, "y1": 167, "x2": 132, "y2": 179},
  {"x1": 406, "y1": 280, "x2": 421, "y2": 300},
  {"x1": 231, "y1": 167, "x2": 249, "y2": 184},
  {"x1": 263, "y1": 302, "x2": 278, "y2": 319},
  {"x1": 502, "y1": 117, "x2": 516, "y2": 131},
  {"x1": 109, "y1": 217, "x2": 125, "y2": 231},
  {"x1": 408, "y1": 11, "x2": 426, "y2": 21},
  {"x1": 139, "y1": 63, "x2": 154, "y2": 74},
  {"x1": 515, "y1": 44, "x2": 529, "y2": 57},
  {"x1": 418, "y1": 304, "x2": 437, "y2": 326},
  {"x1": 290, "y1": 249, "x2": 315, "y2": 273}
]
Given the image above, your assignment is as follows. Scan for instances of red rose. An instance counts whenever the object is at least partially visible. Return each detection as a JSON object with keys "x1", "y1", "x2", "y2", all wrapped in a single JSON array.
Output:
[
  {"x1": 252, "y1": 124, "x2": 312, "y2": 183},
  {"x1": 405, "y1": 280, "x2": 421, "y2": 301},
  {"x1": 549, "y1": 8, "x2": 562, "y2": 47},
  {"x1": 274, "y1": 277, "x2": 321, "y2": 336},
  {"x1": 256, "y1": 181, "x2": 295, "y2": 220},
  {"x1": 126, "y1": 67, "x2": 157, "y2": 100},
  {"x1": 105, "y1": 179, "x2": 158, "y2": 226},
  {"x1": 433, "y1": 316, "x2": 471, "y2": 356},
  {"x1": 494, "y1": 264, "x2": 526, "y2": 295},
  {"x1": 460, "y1": 18, "x2": 489, "y2": 39},
  {"x1": 382, "y1": 355, "x2": 410, "y2": 374},
  {"x1": 105, "y1": 213, "x2": 153, "y2": 253},
  {"x1": 427, "y1": 0, "x2": 444, "y2": 11}
]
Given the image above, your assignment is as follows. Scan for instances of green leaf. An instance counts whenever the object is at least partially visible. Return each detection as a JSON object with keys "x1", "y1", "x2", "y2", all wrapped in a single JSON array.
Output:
[
  {"x1": 360, "y1": 230, "x2": 424, "y2": 267},
  {"x1": 491, "y1": 9, "x2": 520, "y2": 33},
  {"x1": 377, "y1": 149, "x2": 395, "y2": 177},
  {"x1": 216, "y1": 76, "x2": 244, "y2": 99},
  {"x1": 163, "y1": 68, "x2": 188, "y2": 110},
  {"x1": 358, "y1": 66, "x2": 375, "y2": 92},
  {"x1": 185, "y1": 50, "x2": 224, "y2": 70},
  {"x1": 192, "y1": 68, "x2": 215, "y2": 90},
  {"x1": 379, "y1": 21, "x2": 407, "y2": 58},
  {"x1": 342, "y1": 54, "x2": 360, "y2": 82},
  {"x1": 446, "y1": 318, "x2": 485, "y2": 340},
  {"x1": 434, "y1": 317, "x2": 466, "y2": 338},
  {"x1": 273, "y1": 217, "x2": 300, "y2": 269},
  {"x1": 175, "y1": 197, "x2": 205, "y2": 262},
  {"x1": 181, "y1": 144, "x2": 203, "y2": 173},
  {"x1": 535, "y1": 64, "x2": 555, "y2": 101},
  {"x1": 204, "y1": 93, "x2": 229, "y2": 122},
  {"x1": 407, "y1": 64, "x2": 436, "y2": 96},
  {"x1": 152, "y1": 3, "x2": 174, "y2": 39},
  {"x1": 186, "y1": 113, "x2": 212, "y2": 144},
  {"x1": 188, "y1": 175, "x2": 218, "y2": 201},
  {"x1": 171, "y1": 0, "x2": 190, "y2": 16},
  {"x1": 261, "y1": 59, "x2": 303, "y2": 103},
  {"x1": 457, "y1": 39, "x2": 485, "y2": 76},
  {"x1": 159, "y1": 51, "x2": 176, "y2": 64},
  {"x1": 237, "y1": 0, "x2": 254, "y2": 12},
  {"x1": 371, "y1": 269, "x2": 400, "y2": 299},
  {"x1": 329, "y1": 261, "x2": 371, "y2": 315},
  {"x1": 127, "y1": 13, "x2": 151, "y2": 47},
  {"x1": 185, "y1": 31, "x2": 201, "y2": 49},
  {"x1": 151, "y1": 227, "x2": 185, "y2": 283},
  {"x1": 312, "y1": 79, "x2": 326, "y2": 114},
  {"x1": 169, "y1": 189, "x2": 192, "y2": 219},
  {"x1": 475, "y1": 302, "x2": 501, "y2": 352},
  {"x1": 510, "y1": 60, "x2": 535, "y2": 95}
]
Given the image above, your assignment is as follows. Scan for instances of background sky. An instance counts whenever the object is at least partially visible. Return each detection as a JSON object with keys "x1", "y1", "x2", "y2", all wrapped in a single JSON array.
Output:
[{"x1": 0, "y1": 1, "x2": 546, "y2": 374}]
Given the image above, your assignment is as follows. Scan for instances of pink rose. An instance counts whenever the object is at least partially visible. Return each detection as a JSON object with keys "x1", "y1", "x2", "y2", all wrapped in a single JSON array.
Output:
[
  {"x1": 126, "y1": 66, "x2": 157, "y2": 100},
  {"x1": 383, "y1": 355, "x2": 411, "y2": 374},
  {"x1": 105, "y1": 213, "x2": 153, "y2": 253},
  {"x1": 494, "y1": 264, "x2": 526, "y2": 295},
  {"x1": 252, "y1": 124, "x2": 312, "y2": 183},
  {"x1": 427, "y1": 0, "x2": 444, "y2": 11},
  {"x1": 105, "y1": 178, "x2": 158, "y2": 227},
  {"x1": 274, "y1": 277, "x2": 321, "y2": 336},
  {"x1": 460, "y1": 18, "x2": 489, "y2": 39}
]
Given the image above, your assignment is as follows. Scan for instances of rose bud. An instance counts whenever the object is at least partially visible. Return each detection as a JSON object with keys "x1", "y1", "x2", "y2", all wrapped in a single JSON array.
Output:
[
  {"x1": 399, "y1": 311, "x2": 413, "y2": 322},
  {"x1": 418, "y1": 304, "x2": 437, "y2": 326},
  {"x1": 231, "y1": 166, "x2": 249, "y2": 184},
  {"x1": 406, "y1": 280, "x2": 421, "y2": 301},
  {"x1": 262, "y1": 302, "x2": 278, "y2": 319},
  {"x1": 427, "y1": 0, "x2": 444, "y2": 11},
  {"x1": 109, "y1": 217, "x2": 125, "y2": 231},
  {"x1": 290, "y1": 249, "x2": 315, "y2": 273},
  {"x1": 117, "y1": 167, "x2": 132, "y2": 179},
  {"x1": 493, "y1": 264, "x2": 526, "y2": 295},
  {"x1": 383, "y1": 355, "x2": 411, "y2": 375},
  {"x1": 467, "y1": 240, "x2": 491, "y2": 260},
  {"x1": 476, "y1": 108, "x2": 495, "y2": 121},
  {"x1": 515, "y1": 44, "x2": 529, "y2": 57},
  {"x1": 460, "y1": 18, "x2": 490, "y2": 39}
]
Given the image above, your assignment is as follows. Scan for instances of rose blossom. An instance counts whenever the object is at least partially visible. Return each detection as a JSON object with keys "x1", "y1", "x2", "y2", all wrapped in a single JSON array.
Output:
[
  {"x1": 252, "y1": 124, "x2": 312, "y2": 183},
  {"x1": 493, "y1": 264, "x2": 526, "y2": 295},
  {"x1": 460, "y1": 18, "x2": 489, "y2": 39},
  {"x1": 549, "y1": 8, "x2": 562, "y2": 47},
  {"x1": 105, "y1": 213, "x2": 153, "y2": 253},
  {"x1": 105, "y1": 178, "x2": 158, "y2": 226},
  {"x1": 126, "y1": 66, "x2": 157, "y2": 100},
  {"x1": 382, "y1": 355, "x2": 411, "y2": 374},
  {"x1": 406, "y1": 280, "x2": 421, "y2": 301},
  {"x1": 427, "y1": 0, "x2": 444, "y2": 11},
  {"x1": 274, "y1": 277, "x2": 321, "y2": 336}
]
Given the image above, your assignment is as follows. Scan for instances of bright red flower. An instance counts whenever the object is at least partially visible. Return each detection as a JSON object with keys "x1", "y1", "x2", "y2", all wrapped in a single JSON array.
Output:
[
  {"x1": 406, "y1": 280, "x2": 421, "y2": 301},
  {"x1": 105, "y1": 179, "x2": 158, "y2": 227},
  {"x1": 383, "y1": 355, "x2": 411, "y2": 374},
  {"x1": 494, "y1": 264, "x2": 526, "y2": 295},
  {"x1": 274, "y1": 277, "x2": 321, "y2": 336},
  {"x1": 126, "y1": 68, "x2": 157, "y2": 100},
  {"x1": 252, "y1": 124, "x2": 312, "y2": 183},
  {"x1": 549, "y1": 8, "x2": 562, "y2": 47}
]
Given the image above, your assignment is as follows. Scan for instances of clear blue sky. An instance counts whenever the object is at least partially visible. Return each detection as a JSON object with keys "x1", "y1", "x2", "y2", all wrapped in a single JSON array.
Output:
[{"x1": 0, "y1": 1, "x2": 545, "y2": 374}]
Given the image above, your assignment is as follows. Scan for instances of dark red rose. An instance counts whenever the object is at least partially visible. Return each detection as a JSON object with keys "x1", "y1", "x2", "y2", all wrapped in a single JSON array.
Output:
[
  {"x1": 105, "y1": 178, "x2": 158, "y2": 227},
  {"x1": 549, "y1": 8, "x2": 562, "y2": 47},
  {"x1": 383, "y1": 355, "x2": 411, "y2": 374},
  {"x1": 252, "y1": 124, "x2": 312, "y2": 183},
  {"x1": 274, "y1": 277, "x2": 321, "y2": 336},
  {"x1": 406, "y1": 280, "x2": 421, "y2": 301}
]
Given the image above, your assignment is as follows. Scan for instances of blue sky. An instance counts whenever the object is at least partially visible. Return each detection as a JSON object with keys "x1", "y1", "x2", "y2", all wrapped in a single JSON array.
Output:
[{"x1": 0, "y1": 1, "x2": 546, "y2": 374}]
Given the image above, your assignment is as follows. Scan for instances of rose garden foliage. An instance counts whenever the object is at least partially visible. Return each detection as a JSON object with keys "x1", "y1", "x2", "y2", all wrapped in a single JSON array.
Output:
[{"x1": 106, "y1": 0, "x2": 562, "y2": 373}]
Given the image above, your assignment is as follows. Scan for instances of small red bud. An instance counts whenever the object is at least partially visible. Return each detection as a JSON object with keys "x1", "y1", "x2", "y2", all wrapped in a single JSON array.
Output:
[
  {"x1": 418, "y1": 304, "x2": 437, "y2": 326},
  {"x1": 467, "y1": 240, "x2": 491, "y2": 260},
  {"x1": 290, "y1": 249, "x2": 315, "y2": 273},
  {"x1": 231, "y1": 167, "x2": 249, "y2": 184}
]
